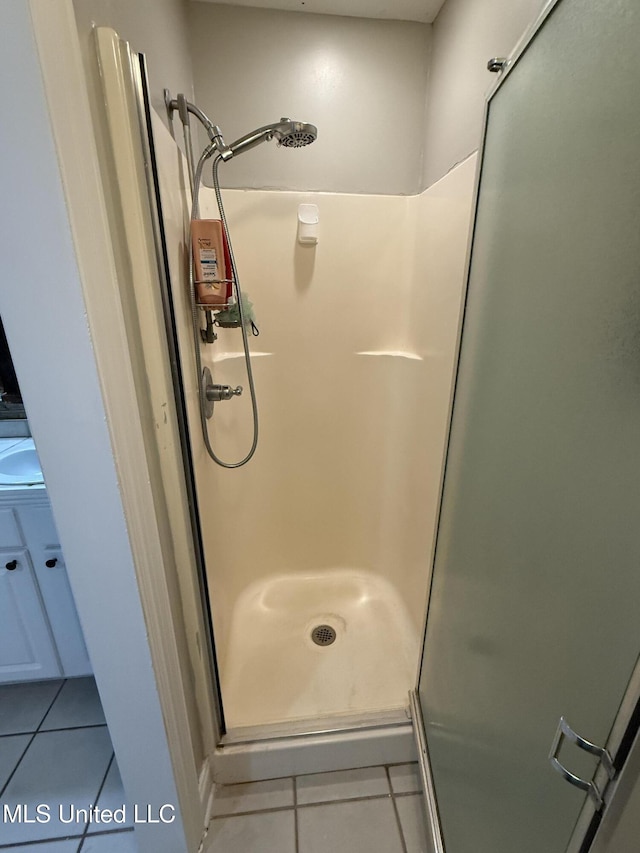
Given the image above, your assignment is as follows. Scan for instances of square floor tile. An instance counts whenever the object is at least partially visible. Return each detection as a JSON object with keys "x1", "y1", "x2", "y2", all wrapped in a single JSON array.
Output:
[
  {"x1": 40, "y1": 678, "x2": 106, "y2": 731},
  {"x1": 205, "y1": 809, "x2": 295, "y2": 853},
  {"x1": 0, "y1": 680, "x2": 63, "y2": 735},
  {"x1": 298, "y1": 798, "x2": 404, "y2": 853},
  {"x1": 0, "y1": 841, "x2": 80, "y2": 851},
  {"x1": 396, "y1": 794, "x2": 430, "y2": 853},
  {"x1": 86, "y1": 757, "x2": 133, "y2": 833},
  {"x1": 211, "y1": 777, "x2": 293, "y2": 816},
  {"x1": 0, "y1": 726, "x2": 113, "y2": 843},
  {"x1": 81, "y1": 830, "x2": 138, "y2": 852},
  {"x1": 389, "y1": 763, "x2": 422, "y2": 794},
  {"x1": 296, "y1": 766, "x2": 389, "y2": 804},
  {"x1": 0, "y1": 734, "x2": 31, "y2": 791}
]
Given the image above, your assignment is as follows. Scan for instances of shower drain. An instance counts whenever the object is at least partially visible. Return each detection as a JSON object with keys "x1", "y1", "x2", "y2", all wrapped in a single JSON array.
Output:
[{"x1": 311, "y1": 624, "x2": 337, "y2": 646}]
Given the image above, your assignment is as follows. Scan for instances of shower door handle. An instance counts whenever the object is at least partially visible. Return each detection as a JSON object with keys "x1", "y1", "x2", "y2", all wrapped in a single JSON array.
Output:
[{"x1": 548, "y1": 716, "x2": 615, "y2": 809}]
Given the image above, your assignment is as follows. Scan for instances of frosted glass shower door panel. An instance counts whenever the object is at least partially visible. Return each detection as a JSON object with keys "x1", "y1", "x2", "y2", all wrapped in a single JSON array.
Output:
[{"x1": 417, "y1": 1, "x2": 640, "y2": 851}]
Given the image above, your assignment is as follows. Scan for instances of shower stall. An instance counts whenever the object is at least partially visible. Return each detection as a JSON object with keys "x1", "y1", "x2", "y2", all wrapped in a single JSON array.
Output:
[{"x1": 156, "y1": 100, "x2": 446, "y2": 733}]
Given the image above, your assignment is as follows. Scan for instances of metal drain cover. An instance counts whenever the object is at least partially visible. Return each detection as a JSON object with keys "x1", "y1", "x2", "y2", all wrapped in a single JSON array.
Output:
[{"x1": 311, "y1": 624, "x2": 337, "y2": 646}]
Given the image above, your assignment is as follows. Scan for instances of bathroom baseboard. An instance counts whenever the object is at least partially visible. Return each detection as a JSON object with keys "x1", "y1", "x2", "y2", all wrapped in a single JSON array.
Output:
[{"x1": 211, "y1": 718, "x2": 416, "y2": 784}]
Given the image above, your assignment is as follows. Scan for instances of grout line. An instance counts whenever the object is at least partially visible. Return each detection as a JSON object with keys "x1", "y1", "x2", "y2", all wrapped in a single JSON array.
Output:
[
  {"x1": 30, "y1": 723, "x2": 109, "y2": 735},
  {"x1": 0, "y1": 679, "x2": 66, "y2": 800},
  {"x1": 0, "y1": 835, "x2": 85, "y2": 850},
  {"x1": 39, "y1": 678, "x2": 68, "y2": 730},
  {"x1": 384, "y1": 764, "x2": 394, "y2": 796},
  {"x1": 0, "y1": 723, "x2": 108, "y2": 739},
  {"x1": 293, "y1": 761, "x2": 416, "y2": 780},
  {"x1": 210, "y1": 804, "x2": 298, "y2": 820},
  {"x1": 297, "y1": 793, "x2": 394, "y2": 811},
  {"x1": 77, "y1": 827, "x2": 134, "y2": 839},
  {"x1": 211, "y1": 792, "x2": 394, "y2": 819},
  {"x1": 292, "y1": 776, "x2": 299, "y2": 853},
  {"x1": 0, "y1": 828, "x2": 134, "y2": 850},
  {"x1": 0, "y1": 735, "x2": 36, "y2": 800},
  {"x1": 386, "y1": 767, "x2": 409, "y2": 853},
  {"x1": 77, "y1": 751, "x2": 115, "y2": 849}
]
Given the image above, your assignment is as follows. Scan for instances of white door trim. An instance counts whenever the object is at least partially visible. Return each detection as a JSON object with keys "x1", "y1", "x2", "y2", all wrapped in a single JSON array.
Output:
[{"x1": 0, "y1": 1, "x2": 214, "y2": 850}]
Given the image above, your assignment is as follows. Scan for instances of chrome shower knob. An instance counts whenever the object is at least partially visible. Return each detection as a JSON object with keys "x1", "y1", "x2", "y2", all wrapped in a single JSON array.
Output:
[{"x1": 205, "y1": 384, "x2": 242, "y2": 402}]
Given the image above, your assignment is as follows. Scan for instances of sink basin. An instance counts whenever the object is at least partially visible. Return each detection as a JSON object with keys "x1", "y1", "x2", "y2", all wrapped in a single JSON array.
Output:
[{"x1": 0, "y1": 440, "x2": 44, "y2": 485}]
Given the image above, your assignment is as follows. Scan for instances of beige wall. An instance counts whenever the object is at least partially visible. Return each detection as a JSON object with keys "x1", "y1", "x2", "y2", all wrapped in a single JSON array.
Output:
[
  {"x1": 72, "y1": 0, "x2": 194, "y2": 130},
  {"x1": 422, "y1": 0, "x2": 546, "y2": 188},
  {"x1": 188, "y1": 2, "x2": 431, "y2": 195},
  {"x1": 71, "y1": 0, "x2": 545, "y2": 193},
  {"x1": 408, "y1": 153, "x2": 477, "y2": 568}
]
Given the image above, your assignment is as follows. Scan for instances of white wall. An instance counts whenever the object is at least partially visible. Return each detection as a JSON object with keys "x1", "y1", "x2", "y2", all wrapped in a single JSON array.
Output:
[
  {"x1": 188, "y1": 2, "x2": 431, "y2": 194},
  {"x1": 73, "y1": 0, "x2": 194, "y2": 130},
  {"x1": 422, "y1": 0, "x2": 547, "y2": 188}
]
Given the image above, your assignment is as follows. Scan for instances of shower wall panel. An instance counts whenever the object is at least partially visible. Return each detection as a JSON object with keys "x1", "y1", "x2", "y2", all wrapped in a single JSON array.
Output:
[
  {"x1": 407, "y1": 153, "x2": 478, "y2": 590},
  {"x1": 196, "y1": 188, "x2": 424, "y2": 663},
  {"x1": 195, "y1": 161, "x2": 477, "y2": 675}
]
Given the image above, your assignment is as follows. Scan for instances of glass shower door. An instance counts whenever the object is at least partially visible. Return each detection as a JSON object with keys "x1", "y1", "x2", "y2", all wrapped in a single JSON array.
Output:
[{"x1": 416, "y1": 0, "x2": 640, "y2": 851}]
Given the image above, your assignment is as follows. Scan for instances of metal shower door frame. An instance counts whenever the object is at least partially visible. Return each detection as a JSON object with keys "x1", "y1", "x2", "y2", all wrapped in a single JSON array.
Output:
[
  {"x1": 128, "y1": 51, "x2": 226, "y2": 742},
  {"x1": 411, "y1": 0, "x2": 640, "y2": 849}
]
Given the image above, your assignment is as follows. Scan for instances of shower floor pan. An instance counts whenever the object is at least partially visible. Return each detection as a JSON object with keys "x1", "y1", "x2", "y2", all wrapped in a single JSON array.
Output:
[{"x1": 220, "y1": 569, "x2": 417, "y2": 730}]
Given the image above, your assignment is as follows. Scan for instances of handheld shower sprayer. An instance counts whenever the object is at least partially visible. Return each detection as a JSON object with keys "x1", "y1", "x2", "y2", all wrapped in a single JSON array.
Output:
[
  {"x1": 227, "y1": 119, "x2": 318, "y2": 156},
  {"x1": 164, "y1": 91, "x2": 317, "y2": 162},
  {"x1": 165, "y1": 90, "x2": 317, "y2": 468}
]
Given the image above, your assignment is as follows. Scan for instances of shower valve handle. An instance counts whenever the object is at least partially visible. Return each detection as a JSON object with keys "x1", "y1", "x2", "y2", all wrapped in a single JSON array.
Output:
[{"x1": 205, "y1": 383, "x2": 243, "y2": 402}]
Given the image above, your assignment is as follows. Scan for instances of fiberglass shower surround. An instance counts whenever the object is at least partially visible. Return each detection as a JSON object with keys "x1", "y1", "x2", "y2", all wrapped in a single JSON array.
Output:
[
  {"x1": 160, "y1": 92, "x2": 438, "y2": 732},
  {"x1": 176, "y1": 184, "x2": 435, "y2": 730},
  {"x1": 166, "y1": 91, "x2": 317, "y2": 468}
]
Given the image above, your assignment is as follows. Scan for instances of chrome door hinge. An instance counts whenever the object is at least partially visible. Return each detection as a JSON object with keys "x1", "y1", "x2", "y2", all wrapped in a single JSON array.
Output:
[
  {"x1": 487, "y1": 57, "x2": 508, "y2": 73},
  {"x1": 548, "y1": 716, "x2": 616, "y2": 809}
]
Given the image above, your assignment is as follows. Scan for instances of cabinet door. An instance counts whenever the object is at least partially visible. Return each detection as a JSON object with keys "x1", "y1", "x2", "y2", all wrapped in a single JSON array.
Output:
[
  {"x1": 0, "y1": 549, "x2": 61, "y2": 683},
  {"x1": 17, "y1": 506, "x2": 92, "y2": 677}
]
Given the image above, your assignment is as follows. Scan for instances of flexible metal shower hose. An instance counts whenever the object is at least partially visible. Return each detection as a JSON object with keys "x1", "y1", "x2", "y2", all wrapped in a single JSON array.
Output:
[{"x1": 189, "y1": 149, "x2": 259, "y2": 468}]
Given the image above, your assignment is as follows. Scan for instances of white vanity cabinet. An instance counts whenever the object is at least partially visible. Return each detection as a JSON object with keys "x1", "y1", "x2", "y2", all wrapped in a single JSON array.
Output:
[{"x1": 0, "y1": 492, "x2": 92, "y2": 683}]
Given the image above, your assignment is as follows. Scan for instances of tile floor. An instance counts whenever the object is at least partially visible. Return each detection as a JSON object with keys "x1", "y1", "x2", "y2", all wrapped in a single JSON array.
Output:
[
  {"x1": 203, "y1": 763, "x2": 429, "y2": 853},
  {"x1": 0, "y1": 677, "x2": 136, "y2": 852},
  {"x1": 1, "y1": 678, "x2": 429, "y2": 853}
]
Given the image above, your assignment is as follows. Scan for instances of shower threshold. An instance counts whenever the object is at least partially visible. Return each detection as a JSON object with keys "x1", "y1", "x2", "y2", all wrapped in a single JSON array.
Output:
[
  {"x1": 221, "y1": 706, "x2": 411, "y2": 746},
  {"x1": 213, "y1": 706, "x2": 416, "y2": 783}
]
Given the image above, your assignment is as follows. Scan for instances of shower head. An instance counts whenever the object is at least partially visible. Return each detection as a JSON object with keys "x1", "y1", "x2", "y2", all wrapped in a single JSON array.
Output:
[
  {"x1": 228, "y1": 118, "x2": 318, "y2": 158},
  {"x1": 273, "y1": 120, "x2": 318, "y2": 148}
]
